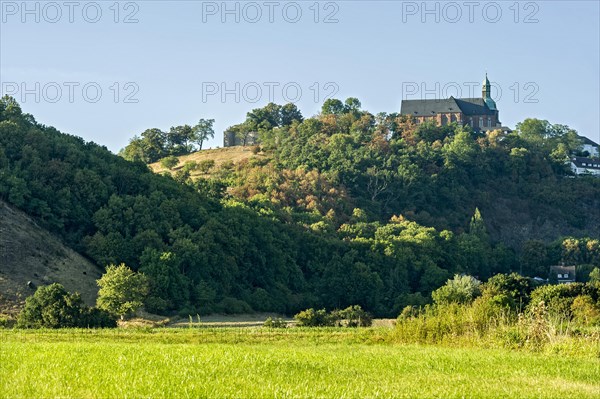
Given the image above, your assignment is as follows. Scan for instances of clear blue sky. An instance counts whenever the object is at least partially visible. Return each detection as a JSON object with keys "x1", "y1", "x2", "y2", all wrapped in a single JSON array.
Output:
[{"x1": 1, "y1": 1, "x2": 599, "y2": 151}]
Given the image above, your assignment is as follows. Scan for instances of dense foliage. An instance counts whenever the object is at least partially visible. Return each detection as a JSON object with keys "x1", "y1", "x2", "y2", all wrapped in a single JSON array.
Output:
[
  {"x1": 396, "y1": 273, "x2": 600, "y2": 349},
  {"x1": 17, "y1": 283, "x2": 116, "y2": 328},
  {"x1": 1, "y1": 95, "x2": 599, "y2": 317},
  {"x1": 96, "y1": 264, "x2": 149, "y2": 318},
  {"x1": 120, "y1": 119, "x2": 215, "y2": 163}
]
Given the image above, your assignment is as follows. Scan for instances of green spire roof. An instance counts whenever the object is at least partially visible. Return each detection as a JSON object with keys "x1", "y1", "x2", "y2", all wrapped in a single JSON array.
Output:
[{"x1": 483, "y1": 73, "x2": 490, "y2": 87}]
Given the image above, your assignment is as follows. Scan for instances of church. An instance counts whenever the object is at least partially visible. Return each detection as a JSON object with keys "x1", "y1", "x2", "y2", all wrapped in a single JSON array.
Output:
[{"x1": 401, "y1": 75, "x2": 510, "y2": 132}]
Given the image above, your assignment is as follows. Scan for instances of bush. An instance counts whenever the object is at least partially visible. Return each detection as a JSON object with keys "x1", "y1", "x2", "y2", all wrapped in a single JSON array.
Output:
[
  {"x1": 0, "y1": 315, "x2": 14, "y2": 328},
  {"x1": 333, "y1": 305, "x2": 373, "y2": 327},
  {"x1": 483, "y1": 273, "x2": 534, "y2": 311},
  {"x1": 197, "y1": 159, "x2": 215, "y2": 173},
  {"x1": 294, "y1": 308, "x2": 333, "y2": 327},
  {"x1": 216, "y1": 297, "x2": 252, "y2": 314},
  {"x1": 263, "y1": 317, "x2": 287, "y2": 328},
  {"x1": 17, "y1": 283, "x2": 85, "y2": 328},
  {"x1": 294, "y1": 306, "x2": 372, "y2": 327},
  {"x1": 81, "y1": 308, "x2": 118, "y2": 328},
  {"x1": 571, "y1": 295, "x2": 600, "y2": 326},
  {"x1": 160, "y1": 156, "x2": 179, "y2": 170},
  {"x1": 17, "y1": 283, "x2": 117, "y2": 328},
  {"x1": 432, "y1": 275, "x2": 481, "y2": 305},
  {"x1": 526, "y1": 283, "x2": 599, "y2": 320},
  {"x1": 177, "y1": 305, "x2": 198, "y2": 318},
  {"x1": 182, "y1": 161, "x2": 199, "y2": 173},
  {"x1": 144, "y1": 296, "x2": 169, "y2": 314}
]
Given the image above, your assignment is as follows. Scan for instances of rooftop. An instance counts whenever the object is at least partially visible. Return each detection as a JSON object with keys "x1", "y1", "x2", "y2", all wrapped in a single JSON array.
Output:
[
  {"x1": 571, "y1": 157, "x2": 600, "y2": 170},
  {"x1": 401, "y1": 96, "x2": 496, "y2": 117}
]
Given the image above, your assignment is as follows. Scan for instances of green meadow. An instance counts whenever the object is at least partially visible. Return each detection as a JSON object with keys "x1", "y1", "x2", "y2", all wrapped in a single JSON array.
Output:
[{"x1": 1, "y1": 328, "x2": 599, "y2": 399}]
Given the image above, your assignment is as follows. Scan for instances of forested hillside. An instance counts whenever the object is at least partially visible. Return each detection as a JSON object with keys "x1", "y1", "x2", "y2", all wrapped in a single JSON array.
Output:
[{"x1": 2, "y1": 96, "x2": 599, "y2": 317}]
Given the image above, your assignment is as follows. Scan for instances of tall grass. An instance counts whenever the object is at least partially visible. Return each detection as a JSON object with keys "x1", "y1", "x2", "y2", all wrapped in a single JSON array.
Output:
[
  {"x1": 1, "y1": 328, "x2": 599, "y2": 399},
  {"x1": 393, "y1": 301, "x2": 600, "y2": 357}
]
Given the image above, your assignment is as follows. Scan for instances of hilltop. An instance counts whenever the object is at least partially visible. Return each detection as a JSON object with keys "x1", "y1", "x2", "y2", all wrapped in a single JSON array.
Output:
[{"x1": 149, "y1": 146, "x2": 260, "y2": 178}]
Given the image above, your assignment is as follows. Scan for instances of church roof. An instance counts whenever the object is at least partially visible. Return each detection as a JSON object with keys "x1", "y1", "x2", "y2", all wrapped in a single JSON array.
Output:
[{"x1": 401, "y1": 96, "x2": 496, "y2": 117}]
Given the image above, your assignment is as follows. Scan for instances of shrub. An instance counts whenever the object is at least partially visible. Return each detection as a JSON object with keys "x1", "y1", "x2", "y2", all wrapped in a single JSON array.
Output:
[
  {"x1": 217, "y1": 297, "x2": 252, "y2": 314},
  {"x1": 182, "y1": 161, "x2": 199, "y2": 173},
  {"x1": 589, "y1": 267, "x2": 600, "y2": 284},
  {"x1": 264, "y1": 317, "x2": 287, "y2": 328},
  {"x1": 398, "y1": 305, "x2": 420, "y2": 320},
  {"x1": 144, "y1": 296, "x2": 169, "y2": 314},
  {"x1": 526, "y1": 283, "x2": 599, "y2": 320},
  {"x1": 17, "y1": 283, "x2": 85, "y2": 328},
  {"x1": 0, "y1": 315, "x2": 13, "y2": 328},
  {"x1": 294, "y1": 308, "x2": 333, "y2": 327},
  {"x1": 81, "y1": 308, "x2": 118, "y2": 328},
  {"x1": 197, "y1": 159, "x2": 215, "y2": 173},
  {"x1": 432, "y1": 275, "x2": 481, "y2": 305},
  {"x1": 177, "y1": 305, "x2": 198, "y2": 318},
  {"x1": 160, "y1": 156, "x2": 179, "y2": 170},
  {"x1": 17, "y1": 283, "x2": 117, "y2": 328},
  {"x1": 571, "y1": 295, "x2": 600, "y2": 326},
  {"x1": 334, "y1": 305, "x2": 373, "y2": 327},
  {"x1": 483, "y1": 273, "x2": 534, "y2": 311}
]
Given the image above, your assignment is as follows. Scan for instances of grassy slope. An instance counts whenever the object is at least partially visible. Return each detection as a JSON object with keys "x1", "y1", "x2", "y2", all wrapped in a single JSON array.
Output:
[
  {"x1": 149, "y1": 146, "x2": 261, "y2": 179},
  {"x1": 0, "y1": 200, "x2": 103, "y2": 316},
  {"x1": 1, "y1": 329, "x2": 598, "y2": 399}
]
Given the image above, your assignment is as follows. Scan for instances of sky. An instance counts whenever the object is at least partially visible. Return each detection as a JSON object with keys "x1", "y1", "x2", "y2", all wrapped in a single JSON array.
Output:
[{"x1": 1, "y1": 0, "x2": 599, "y2": 152}]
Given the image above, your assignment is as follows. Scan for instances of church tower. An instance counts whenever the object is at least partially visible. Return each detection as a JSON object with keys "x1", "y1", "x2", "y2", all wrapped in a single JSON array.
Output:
[{"x1": 482, "y1": 73, "x2": 497, "y2": 111}]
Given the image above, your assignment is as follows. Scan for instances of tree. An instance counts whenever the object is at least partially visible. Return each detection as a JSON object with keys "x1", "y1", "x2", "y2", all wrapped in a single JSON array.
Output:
[
  {"x1": 96, "y1": 264, "x2": 149, "y2": 319},
  {"x1": 167, "y1": 125, "x2": 195, "y2": 155},
  {"x1": 521, "y1": 240, "x2": 549, "y2": 277},
  {"x1": 17, "y1": 283, "x2": 116, "y2": 328},
  {"x1": 469, "y1": 208, "x2": 487, "y2": 239},
  {"x1": 193, "y1": 119, "x2": 215, "y2": 151},
  {"x1": 139, "y1": 128, "x2": 167, "y2": 162},
  {"x1": 281, "y1": 103, "x2": 303, "y2": 126},
  {"x1": 589, "y1": 267, "x2": 600, "y2": 284},
  {"x1": 432, "y1": 275, "x2": 481, "y2": 305},
  {"x1": 343, "y1": 97, "x2": 361, "y2": 116},
  {"x1": 160, "y1": 155, "x2": 179, "y2": 170},
  {"x1": 321, "y1": 98, "x2": 345, "y2": 115},
  {"x1": 17, "y1": 283, "x2": 84, "y2": 328}
]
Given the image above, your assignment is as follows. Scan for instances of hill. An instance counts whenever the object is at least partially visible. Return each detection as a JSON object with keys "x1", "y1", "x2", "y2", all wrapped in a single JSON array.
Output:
[
  {"x1": 1, "y1": 96, "x2": 599, "y2": 317},
  {"x1": 149, "y1": 146, "x2": 260, "y2": 178},
  {"x1": 0, "y1": 200, "x2": 102, "y2": 316}
]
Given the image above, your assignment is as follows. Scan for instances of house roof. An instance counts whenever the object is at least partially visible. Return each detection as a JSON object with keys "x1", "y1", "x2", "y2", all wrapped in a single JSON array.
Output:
[
  {"x1": 549, "y1": 265, "x2": 576, "y2": 275},
  {"x1": 571, "y1": 157, "x2": 600, "y2": 170},
  {"x1": 579, "y1": 135, "x2": 599, "y2": 147},
  {"x1": 400, "y1": 96, "x2": 496, "y2": 117}
]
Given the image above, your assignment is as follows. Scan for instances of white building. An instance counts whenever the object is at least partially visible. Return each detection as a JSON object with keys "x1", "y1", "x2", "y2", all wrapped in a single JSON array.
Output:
[
  {"x1": 570, "y1": 156, "x2": 600, "y2": 176},
  {"x1": 579, "y1": 135, "x2": 599, "y2": 157}
]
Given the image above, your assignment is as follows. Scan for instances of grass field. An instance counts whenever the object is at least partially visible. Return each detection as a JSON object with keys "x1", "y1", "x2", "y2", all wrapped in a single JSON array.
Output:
[{"x1": 1, "y1": 328, "x2": 599, "y2": 399}]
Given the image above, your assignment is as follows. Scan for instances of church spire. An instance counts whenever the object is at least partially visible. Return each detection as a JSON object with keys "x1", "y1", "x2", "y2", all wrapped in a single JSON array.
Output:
[
  {"x1": 482, "y1": 73, "x2": 491, "y2": 99},
  {"x1": 482, "y1": 73, "x2": 497, "y2": 111}
]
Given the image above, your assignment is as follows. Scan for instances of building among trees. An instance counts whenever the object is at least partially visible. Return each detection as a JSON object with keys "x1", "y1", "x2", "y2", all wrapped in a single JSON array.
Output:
[
  {"x1": 400, "y1": 75, "x2": 511, "y2": 133},
  {"x1": 570, "y1": 156, "x2": 600, "y2": 176},
  {"x1": 549, "y1": 265, "x2": 576, "y2": 284},
  {"x1": 578, "y1": 136, "x2": 599, "y2": 158},
  {"x1": 223, "y1": 130, "x2": 258, "y2": 147}
]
